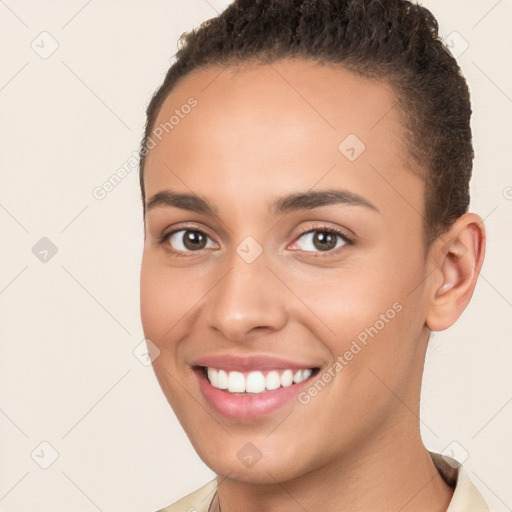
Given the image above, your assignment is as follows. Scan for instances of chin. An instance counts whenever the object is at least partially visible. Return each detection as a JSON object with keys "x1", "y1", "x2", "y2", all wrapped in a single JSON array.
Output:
[{"x1": 196, "y1": 442, "x2": 316, "y2": 485}]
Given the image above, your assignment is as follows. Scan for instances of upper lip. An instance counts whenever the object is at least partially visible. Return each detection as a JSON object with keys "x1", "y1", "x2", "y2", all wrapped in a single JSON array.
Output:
[{"x1": 190, "y1": 354, "x2": 320, "y2": 372}]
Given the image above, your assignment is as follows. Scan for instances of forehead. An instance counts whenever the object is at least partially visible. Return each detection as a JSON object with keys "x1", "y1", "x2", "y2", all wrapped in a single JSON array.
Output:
[{"x1": 143, "y1": 58, "x2": 421, "y2": 220}]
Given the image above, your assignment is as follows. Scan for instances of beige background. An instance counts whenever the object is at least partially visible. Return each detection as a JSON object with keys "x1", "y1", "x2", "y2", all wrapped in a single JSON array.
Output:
[{"x1": 0, "y1": 0, "x2": 511, "y2": 510}]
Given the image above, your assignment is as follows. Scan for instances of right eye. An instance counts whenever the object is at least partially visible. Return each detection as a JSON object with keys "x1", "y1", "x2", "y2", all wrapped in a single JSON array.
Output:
[{"x1": 162, "y1": 228, "x2": 218, "y2": 254}]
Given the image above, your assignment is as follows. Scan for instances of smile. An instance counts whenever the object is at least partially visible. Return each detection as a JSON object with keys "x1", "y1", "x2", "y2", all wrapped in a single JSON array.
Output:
[
  {"x1": 193, "y1": 362, "x2": 320, "y2": 421},
  {"x1": 204, "y1": 367, "x2": 315, "y2": 394}
]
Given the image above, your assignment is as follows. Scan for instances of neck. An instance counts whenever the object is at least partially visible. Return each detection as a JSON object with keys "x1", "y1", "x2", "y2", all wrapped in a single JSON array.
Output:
[{"x1": 212, "y1": 417, "x2": 454, "y2": 512}]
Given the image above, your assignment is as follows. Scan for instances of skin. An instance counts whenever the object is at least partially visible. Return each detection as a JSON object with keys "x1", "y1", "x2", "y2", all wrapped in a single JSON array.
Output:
[{"x1": 140, "y1": 59, "x2": 485, "y2": 512}]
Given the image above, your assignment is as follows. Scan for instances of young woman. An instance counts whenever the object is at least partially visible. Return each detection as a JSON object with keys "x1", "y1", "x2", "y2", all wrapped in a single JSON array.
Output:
[{"x1": 139, "y1": 1, "x2": 488, "y2": 510}]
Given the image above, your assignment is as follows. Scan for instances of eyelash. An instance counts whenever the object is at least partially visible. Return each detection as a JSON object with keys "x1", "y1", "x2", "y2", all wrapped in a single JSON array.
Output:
[{"x1": 157, "y1": 223, "x2": 354, "y2": 258}]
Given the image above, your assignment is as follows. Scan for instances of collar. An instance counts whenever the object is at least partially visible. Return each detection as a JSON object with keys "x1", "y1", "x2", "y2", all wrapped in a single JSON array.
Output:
[{"x1": 429, "y1": 451, "x2": 490, "y2": 511}]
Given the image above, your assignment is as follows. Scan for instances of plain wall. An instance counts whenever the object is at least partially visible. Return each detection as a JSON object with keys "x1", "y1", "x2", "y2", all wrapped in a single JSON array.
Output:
[{"x1": 0, "y1": 1, "x2": 511, "y2": 510}]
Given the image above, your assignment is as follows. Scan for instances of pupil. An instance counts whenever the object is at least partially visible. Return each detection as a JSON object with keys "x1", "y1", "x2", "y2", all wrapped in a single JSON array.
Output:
[
  {"x1": 314, "y1": 231, "x2": 336, "y2": 251},
  {"x1": 184, "y1": 231, "x2": 205, "y2": 250}
]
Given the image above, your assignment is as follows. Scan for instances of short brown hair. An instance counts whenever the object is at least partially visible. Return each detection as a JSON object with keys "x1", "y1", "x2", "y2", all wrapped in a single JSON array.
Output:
[{"x1": 139, "y1": 0, "x2": 473, "y2": 247}]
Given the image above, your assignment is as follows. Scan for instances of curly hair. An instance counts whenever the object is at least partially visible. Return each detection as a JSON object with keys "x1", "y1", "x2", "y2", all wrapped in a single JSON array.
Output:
[{"x1": 139, "y1": 0, "x2": 473, "y2": 247}]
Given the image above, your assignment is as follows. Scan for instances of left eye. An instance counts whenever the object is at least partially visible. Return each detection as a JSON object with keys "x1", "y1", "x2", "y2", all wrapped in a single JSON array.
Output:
[{"x1": 293, "y1": 229, "x2": 348, "y2": 253}]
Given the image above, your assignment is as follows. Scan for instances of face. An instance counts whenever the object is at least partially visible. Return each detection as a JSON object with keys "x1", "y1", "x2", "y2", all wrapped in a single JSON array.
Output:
[{"x1": 140, "y1": 59, "x2": 434, "y2": 483}]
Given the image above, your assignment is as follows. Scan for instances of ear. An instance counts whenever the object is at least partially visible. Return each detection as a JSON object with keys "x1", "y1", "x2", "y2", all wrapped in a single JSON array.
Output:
[{"x1": 425, "y1": 213, "x2": 486, "y2": 332}]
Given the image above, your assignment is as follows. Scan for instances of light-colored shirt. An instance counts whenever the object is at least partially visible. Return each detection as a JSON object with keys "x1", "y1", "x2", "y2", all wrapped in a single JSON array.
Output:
[{"x1": 157, "y1": 451, "x2": 490, "y2": 512}]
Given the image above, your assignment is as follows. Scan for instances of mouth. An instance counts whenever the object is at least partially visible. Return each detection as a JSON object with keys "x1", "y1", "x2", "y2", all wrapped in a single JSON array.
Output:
[
  {"x1": 198, "y1": 366, "x2": 320, "y2": 395},
  {"x1": 192, "y1": 364, "x2": 321, "y2": 421}
]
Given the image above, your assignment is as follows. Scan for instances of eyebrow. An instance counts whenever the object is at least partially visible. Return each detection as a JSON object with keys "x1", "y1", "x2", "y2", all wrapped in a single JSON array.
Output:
[
  {"x1": 145, "y1": 189, "x2": 380, "y2": 215},
  {"x1": 271, "y1": 189, "x2": 380, "y2": 215},
  {"x1": 146, "y1": 190, "x2": 218, "y2": 215}
]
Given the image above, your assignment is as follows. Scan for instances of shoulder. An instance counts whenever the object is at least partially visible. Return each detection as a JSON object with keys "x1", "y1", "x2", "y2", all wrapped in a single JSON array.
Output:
[{"x1": 154, "y1": 479, "x2": 217, "y2": 512}]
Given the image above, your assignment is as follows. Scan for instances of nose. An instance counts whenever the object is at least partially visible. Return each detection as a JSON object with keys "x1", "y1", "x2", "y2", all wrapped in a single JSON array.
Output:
[{"x1": 205, "y1": 251, "x2": 288, "y2": 342}]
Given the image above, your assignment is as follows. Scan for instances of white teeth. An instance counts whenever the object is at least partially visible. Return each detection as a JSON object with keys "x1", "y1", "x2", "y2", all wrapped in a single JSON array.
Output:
[
  {"x1": 301, "y1": 369, "x2": 312, "y2": 381},
  {"x1": 265, "y1": 370, "x2": 281, "y2": 390},
  {"x1": 293, "y1": 369, "x2": 312, "y2": 383},
  {"x1": 227, "y1": 371, "x2": 245, "y2": 393},
  {"x1": 206, "y1": 367, "x2": 315, "y2": 394},
  {"x1": 217, "y1": 369, "x2": 228, "y2": 389},
  {"x1": 280, "y1": 369, "x2": 294, "y2": 387},
  {"x1": 208, "y1": 368, "x2": 229, "y2": 389},
  {"x1": 246, "y1": 371, "x2": 266, "y2": 393},
  {"x1": 207, "y1": 367, "x2": 216, "y2": 385}
]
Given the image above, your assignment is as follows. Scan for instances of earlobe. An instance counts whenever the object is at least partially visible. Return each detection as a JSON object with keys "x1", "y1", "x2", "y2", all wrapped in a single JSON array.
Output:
[{"x1": 426, "y1": 213, "x2": 486, "y2": 331}]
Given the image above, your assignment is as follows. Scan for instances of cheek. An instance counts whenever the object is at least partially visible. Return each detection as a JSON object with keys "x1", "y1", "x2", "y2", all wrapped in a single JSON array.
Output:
[
  {"x1": 140, "y1": 252, "x2": 202, "y2": 343},
  {"x1": 140, "y1": 255, "x2": 183, "y2": 345},
  {"x1": 140, "y1": 262, "x2": 165, "y2": 341},
  {"x1": 140, "y1": 258, "x2": 198, "y2": 418},
  {"x1": 286, "y1": 251, "x2": 425, "y2": 378},
  {"x1": 286, "y1": 263, "x2": 405, "y2": 346}
]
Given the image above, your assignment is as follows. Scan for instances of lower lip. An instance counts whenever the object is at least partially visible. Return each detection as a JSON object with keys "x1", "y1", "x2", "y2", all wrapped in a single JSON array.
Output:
[{"x1": 194, "y1": 367, "x2": 317, "y2": 421}]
